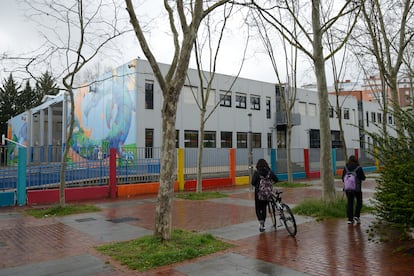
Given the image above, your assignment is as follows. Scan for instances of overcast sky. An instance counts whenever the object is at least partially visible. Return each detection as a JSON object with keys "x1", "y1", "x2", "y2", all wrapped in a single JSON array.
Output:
[{"x1": 0, "y1": 0, "x2": 317, "y2": 86}]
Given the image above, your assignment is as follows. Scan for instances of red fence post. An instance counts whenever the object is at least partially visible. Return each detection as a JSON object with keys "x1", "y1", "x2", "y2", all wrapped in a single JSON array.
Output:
[
  {"x1": 229, "y1": 148, "x2": 236, "y2": 184},
  {"x1": 109, "y1": 148, "x2": 117, "y2": 198},
  {"x1": 304, "y1": 148, "x2": 310, "y2": 178},
  {"x1": 354, "y1": 148, "x2": 359, "y2": 160}
]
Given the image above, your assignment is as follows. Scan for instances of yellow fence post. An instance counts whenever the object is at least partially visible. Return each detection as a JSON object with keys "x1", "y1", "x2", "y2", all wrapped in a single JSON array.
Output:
[{"x1": 177, "y1": 148, "x2": 185, "y2": 191}]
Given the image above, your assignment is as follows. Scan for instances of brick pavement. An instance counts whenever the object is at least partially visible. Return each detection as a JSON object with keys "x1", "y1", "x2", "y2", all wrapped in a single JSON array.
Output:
[{"x1": 0, "y1": 176, "x2": 413, "y2": 275}]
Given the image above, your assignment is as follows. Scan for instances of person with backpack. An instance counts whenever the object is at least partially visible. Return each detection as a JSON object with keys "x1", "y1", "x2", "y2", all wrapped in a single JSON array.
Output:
[
  {"x1": 342, "y1": 155, "x2": 366, "y2": 225},
  {"x1": 251, "y1": 159, "x2": 278, "y2": 232}
]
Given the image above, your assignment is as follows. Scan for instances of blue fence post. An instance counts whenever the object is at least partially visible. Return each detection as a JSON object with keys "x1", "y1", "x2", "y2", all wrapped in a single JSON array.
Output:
[
  {"x1": 270, "y1": 148, "x2": 277, "y2": 173},
  {"x1": 17, "y1": 147, "x2": 27, "y2": 206},
  {"x1": 332, "y1": 148, "x2": 337, "y2": 176}
]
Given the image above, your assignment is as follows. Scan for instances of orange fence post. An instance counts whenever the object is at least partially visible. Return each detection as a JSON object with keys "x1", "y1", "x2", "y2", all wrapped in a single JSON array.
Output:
[{"x1": 229, "y1": 148, "x2": 236, "y2": 184}]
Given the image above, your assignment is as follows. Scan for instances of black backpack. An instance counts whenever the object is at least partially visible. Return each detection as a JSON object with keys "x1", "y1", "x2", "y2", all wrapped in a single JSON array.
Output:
[{"x1": 257, "y1": 172, "x2": 273, "y2": 200}]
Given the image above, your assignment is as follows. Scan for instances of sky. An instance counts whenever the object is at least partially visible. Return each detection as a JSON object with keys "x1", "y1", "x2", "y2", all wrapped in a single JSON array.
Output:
[{"x1": 0, "y1": 0, "x2": 316, "y2": 86}]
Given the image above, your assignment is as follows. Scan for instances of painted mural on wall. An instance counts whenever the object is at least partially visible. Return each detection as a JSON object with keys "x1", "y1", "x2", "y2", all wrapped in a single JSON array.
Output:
[
  {"x1": 70, "y1": 63, "x2": 137, "y2": 161},
  {"x1": 6, "y1": 112, "x2": 29, "y2": 163}
]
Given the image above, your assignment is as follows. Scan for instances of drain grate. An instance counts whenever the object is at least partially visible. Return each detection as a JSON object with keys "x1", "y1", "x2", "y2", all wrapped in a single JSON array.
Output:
[
  {"x1": 108, "y1": 217, "x2": 139, "y2": 223},
  {"x1": 75, "y1": 217, "x2": 97, "y2": 223}
]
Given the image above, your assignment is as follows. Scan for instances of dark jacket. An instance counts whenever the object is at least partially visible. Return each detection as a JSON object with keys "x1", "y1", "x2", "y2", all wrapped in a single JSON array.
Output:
[
  {"x1": 342, "y1": 163, "x2": 366, "y2": 191},
  {"x1": 251, "y1": 166, "x2": 278, "y2": 192}
]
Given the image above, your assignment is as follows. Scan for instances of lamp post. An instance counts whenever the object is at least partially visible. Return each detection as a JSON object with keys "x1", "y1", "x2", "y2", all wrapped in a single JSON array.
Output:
[{"x1": 248, "y1": 113, "x2": 253, "y2": 189}]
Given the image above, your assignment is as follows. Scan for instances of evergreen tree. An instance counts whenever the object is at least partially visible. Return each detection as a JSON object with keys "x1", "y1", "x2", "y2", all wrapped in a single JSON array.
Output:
[
  {"x1": 19, "y1": 80, "x2": 34, "y2": 113},
  {"x1": 35, "y1": 71, "x2": 59, "y2": 104},
  {"x1": 0, "y1": 74, "x2": 21, "y2": 136}
]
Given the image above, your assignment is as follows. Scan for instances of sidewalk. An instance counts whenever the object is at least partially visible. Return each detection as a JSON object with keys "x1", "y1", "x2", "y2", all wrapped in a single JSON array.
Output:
[{"x1": 0, "y1": 176, "x2": 413, "y2": 275}]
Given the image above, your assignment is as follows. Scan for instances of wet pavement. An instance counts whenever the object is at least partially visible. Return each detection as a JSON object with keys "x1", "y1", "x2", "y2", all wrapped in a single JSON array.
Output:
[{"x1": 0, "y1": 175, "x2": 413, "y2": 275}]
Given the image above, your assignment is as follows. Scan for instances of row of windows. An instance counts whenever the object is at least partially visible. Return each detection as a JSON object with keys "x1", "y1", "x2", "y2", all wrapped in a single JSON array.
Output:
[
  {"x1": 144, "y1": 82, "x2": 272, "y2": 119},
  {"x1": 328, "y1": 106, "x2": 351, "y2": 120},
  {"x1": 365, "y1": 111, "x2": 394, "y2": 126},
  {"x1": 144, "y1": 128, "x2": 273, "y2": 149}
]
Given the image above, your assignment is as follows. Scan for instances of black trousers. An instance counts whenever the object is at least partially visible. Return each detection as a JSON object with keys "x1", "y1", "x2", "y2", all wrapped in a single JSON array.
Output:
[
  {"x1": 255, "y1": 193, "x2": 268, "y2": 222},
  {"x1": 346, "y1": 191, "x2": 363, "y2": 221}
]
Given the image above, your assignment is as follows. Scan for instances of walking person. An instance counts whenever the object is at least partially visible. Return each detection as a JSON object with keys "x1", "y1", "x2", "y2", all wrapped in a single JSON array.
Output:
[
  {"x1": 251, "y1": 159, "x2": 278, "y2": 232},
  {"x1": 342, "y1": 155, "x2": 366, "y2": 225}
]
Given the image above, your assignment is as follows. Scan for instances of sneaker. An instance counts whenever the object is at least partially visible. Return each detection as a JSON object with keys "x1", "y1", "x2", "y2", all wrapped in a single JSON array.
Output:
[
  {"x1": 354, "y1": 217, "x2": 361, "y2": 224},
  {"x1": 347, "y1": 220, "x2": 353, "y2": 224},
  {"x1": 259, "y1": 222, "x2": 265, "y2": 232}
]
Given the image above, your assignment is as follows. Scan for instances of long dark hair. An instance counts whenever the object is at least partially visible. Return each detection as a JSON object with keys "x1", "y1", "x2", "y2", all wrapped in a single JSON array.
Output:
[
  {"x1": 256, "y1": 158, "x2": 270, "y2": 170},
  {"x1": 347, "y1": 155, "x2": 359, "y2": 166}
]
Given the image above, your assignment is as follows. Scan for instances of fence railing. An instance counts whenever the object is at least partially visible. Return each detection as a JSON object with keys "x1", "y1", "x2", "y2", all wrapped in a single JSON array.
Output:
[{"x1": 0, "y1": 146, "x2": 377, "y2": 191}]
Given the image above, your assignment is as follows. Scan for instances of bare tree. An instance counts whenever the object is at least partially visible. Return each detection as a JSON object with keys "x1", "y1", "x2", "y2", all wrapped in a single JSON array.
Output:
[
  {"x1": 125, "y1": 0, "x2": 230, "y2": 240},
  {"x1": 188, "y1": 4, "x2": 249, "y2": 192},
  {"x1": 359, "y1": 0, "x2": 414, "y2": 136},
  {"x1": 251, "y1": 0, "x2": 360, "y2": 200},
  {"x1": 23, "y1": 0, "x2": 127, "y2": 206}
]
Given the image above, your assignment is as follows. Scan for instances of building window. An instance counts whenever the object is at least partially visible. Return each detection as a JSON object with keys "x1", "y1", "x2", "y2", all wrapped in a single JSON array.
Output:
[
  {"x1": 266, "y1": 97, "x2": 271, "y2": 119},
  {"x1": 329, "y1": 106, "x2": 334, "y2": 118},
  {"x1": 221, "y1": 131, "x2": 232, "y2": 148},
  {"x1": 377, "y1": 112, "x2": 382, "y2": 124},
  {"x1": 176, "y1": 130, "x2": 179, "y2": 148},
  {"x1": 308, "y1": 103, "x2": 317, "y2": 117},
  {"x1": 219, "y1": 91, "x2": 231, "y2": 107},
  {"x1": 298, "y1": 102, "x2": 306, "y2": 116},
  {"x1": 371, "y1": 112, "x2": 376, "y2": 123},
  {"x1": 309, "y1": 129, "x2": 320, "y2": 148},
  {"x1": 145, "y1": 128, "x2": 153, "y2": 158},
  {"x1": 331, "y1": 130, "x2": 341, "y2": 148},
  {"x1": 184, "y1": 130, "x2": 198, "y2": 148},
  {"x1": 267, "y1": 133, "x2": 272, "y2": 148},
  {"x1": 388, "y1": 115, "x2": 393, "y2": 125},
  {"x1": 204, "y1": 131, "x2": 216, "y2": 148},
  {"x1": 236, "y1": 132, "x2": 247, "y2": 148},
  {"x1": 343, "y1": 108, "x2": 350, "y2": 120},
  {"x1": 252, "y1": 133, "x2": 261, "y2": 148},
  {"x1": 145, "y1": 82, "x2": 154, "y2": 109},
  {"x1": 366, "y1": 111, "x2": 369, "y2": 127},
  {"x1": 235, "y1": 93, "x2": 246, "y2": 109},
  {"x1": 250, "y1": 95, "x2": 260, "y2": 110}
]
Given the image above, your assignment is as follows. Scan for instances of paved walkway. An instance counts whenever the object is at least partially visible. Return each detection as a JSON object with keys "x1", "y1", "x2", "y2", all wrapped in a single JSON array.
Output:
[{"x1": 0, "y1": 176, "x2": 413, "y2": 275}]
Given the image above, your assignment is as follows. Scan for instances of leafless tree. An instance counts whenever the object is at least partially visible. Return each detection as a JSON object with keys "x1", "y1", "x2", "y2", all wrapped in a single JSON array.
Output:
[
  {"x1": 359, "y1": 0, "x2": 414, "y2": 136},
  {"x1": 125, "y1": 0, "x2": 231, "y2": 240},
  {"x1": 22, "y1": 0, "x2": 127, "y2": 206},
  {"x1": 250, "y1": 0, "x2": 360, "y2": 201}
]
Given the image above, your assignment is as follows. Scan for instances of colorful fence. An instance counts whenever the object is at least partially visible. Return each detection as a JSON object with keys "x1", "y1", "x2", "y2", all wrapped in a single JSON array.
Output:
[{"x1": 0, "y1": 147, "x2": 378, "y2": 207}]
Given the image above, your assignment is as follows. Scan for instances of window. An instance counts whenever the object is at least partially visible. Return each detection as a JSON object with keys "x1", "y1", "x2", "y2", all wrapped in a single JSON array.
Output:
[
  {"x1": 236, "y1": 132, "x2": 247, "y2": 148},
  {"x1": 275, "y1": 85, "x2": 281, "y2": 96},
  {"x1": 309, "y1": 129, "x2": 320, "y2": 148},
  {"x1": 235, "y1": 93, "x2": 246, "y2": 109},
  {"x1": 182, "y1": 85, "x2": 197, "y2": 104},
  {"x1": 267, "y1": 133, "x2": 272, "y2": 149},
  {"x1": 308, "y1": 103, "x2": 317, "y2": 117},
  {"x1": 145, "y1": 128, "x2": 154, "y2": 158},
  {"x1": 329, "y1": 106, "x2": 334, "y2": 118},
  {"x1": 266, "y1": 97, "x2": 271, "y2": 119},
  {"x1": 250, "y1": 95, "x2": 260, "y2": 110},
  {"x1": 377, "y1": 112, "x2": 382, "y2": 124},
  {"x1": 219, "y1": 91, "x2": 231, "y2": 107},
  {"x1": 184, "y1": 130, "x2": 198, "y2": 148},
  {"x1": 145, "y1": 82, "x2": 154, "y2": 109},
  {"x1": 371, "y1": 112, "x2": 376, "y2": 123},
  {"x1": 343, "y1": 108, "x2": 350, "y2": 120},
  {"x1": 298, "y1": 102, "x2": 306, "y2": 115},
  {"x1": 176, "y1": 130, "x2": 179, "y2": 148},
  {"x1": 331, "y1": 130, "x2": 341, "y2": 148},
  {"x1": 252, "y1": 133, "x2": 261, "y2": 148},
  {"x1": 388, "y1": 115, "x2": 393, "y2": 125},
  {"x1": 204, "y1": 131, "x2": 216, "y2": 148},
  {"x1": 366, "y1": 111, "x2": 369, "y2": 127},
  {"x1": 221, "y1": 131, "x2": 232, "y2": 148}
]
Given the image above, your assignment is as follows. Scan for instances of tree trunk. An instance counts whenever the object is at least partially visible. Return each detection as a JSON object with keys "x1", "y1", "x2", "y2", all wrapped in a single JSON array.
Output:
[
  {"x1": 196, "y1": 108, "x2": 206, "y2": 193},
  {"x1": 154, "y1": 94, "x2": 178, "y2": 239},
  {"x1": 312, "y1": 0, "x2": 336, "y2": 201}
]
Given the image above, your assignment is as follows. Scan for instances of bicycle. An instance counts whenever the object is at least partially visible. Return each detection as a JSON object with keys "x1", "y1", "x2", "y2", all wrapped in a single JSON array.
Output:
[{"x1": 267, "y1": 190, "x2": 297, "y2": 237}]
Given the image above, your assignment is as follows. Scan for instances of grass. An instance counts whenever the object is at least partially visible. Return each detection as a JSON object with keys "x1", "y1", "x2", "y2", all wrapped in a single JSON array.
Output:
[
  {"x1": 276, "y1": 182, "x2": 312, "y2": 188},
  {"x1": 292, "y1": 196, "x2": 374, "y2": 220},
  {"x1": 25, "y1": 204, "x2": 101, "y2": 218},
  {"x1": 175, "y1": 191, "x2": 228, "y2": 200},
  {"x1": 96, "y1": 229, "x2": 233, "y2": 272}
]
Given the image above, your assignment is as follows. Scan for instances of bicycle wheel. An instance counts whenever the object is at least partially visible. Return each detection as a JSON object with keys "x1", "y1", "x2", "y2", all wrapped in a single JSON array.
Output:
[
  {"x1": 280, "y1": 203, "x2": 297, "y2": 236},
  {"x1": 268, "y1": 201, "x2": 277, "y2": 228}
]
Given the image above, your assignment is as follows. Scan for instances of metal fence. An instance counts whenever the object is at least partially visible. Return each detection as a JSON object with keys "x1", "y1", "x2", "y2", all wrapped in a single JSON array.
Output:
[{"x1": 0, "y1": 146, "x2": 376, "y2": 191}]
